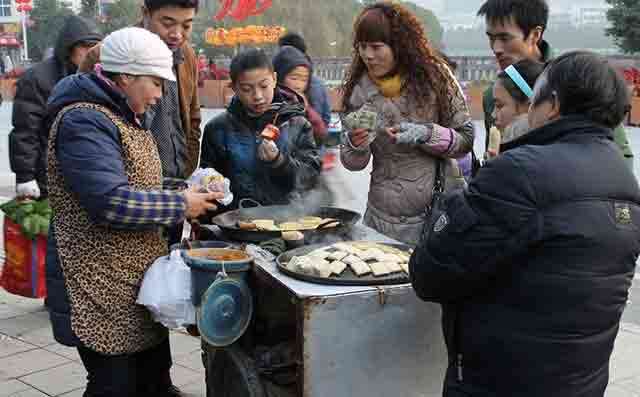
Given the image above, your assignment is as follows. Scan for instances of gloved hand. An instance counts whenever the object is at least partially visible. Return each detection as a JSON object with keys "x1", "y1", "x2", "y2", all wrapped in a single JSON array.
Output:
[
  {"x1": 16, "y1": 180, "x2": 40, "y2": 199},
  {"x1": 386, "y1": 122, "x2": 434, "y2": 145},
  {"x1": 258, "y1": 139, "x2": 280, "y2": 162}
]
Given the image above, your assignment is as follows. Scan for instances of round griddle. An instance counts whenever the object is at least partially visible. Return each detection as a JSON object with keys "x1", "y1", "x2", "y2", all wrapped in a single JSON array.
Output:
[
  {"x1": 210, "y1": 203, "x2": 362, "y2": 243},
  {"x1": 276, "y1": 242, "x2": 411, "y2": 286}
]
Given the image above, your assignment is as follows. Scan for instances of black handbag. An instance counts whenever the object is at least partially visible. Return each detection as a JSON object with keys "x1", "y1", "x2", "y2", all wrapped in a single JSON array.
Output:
[{"x1": 421, "y1": 159, "x2": 447, "y2": 243}]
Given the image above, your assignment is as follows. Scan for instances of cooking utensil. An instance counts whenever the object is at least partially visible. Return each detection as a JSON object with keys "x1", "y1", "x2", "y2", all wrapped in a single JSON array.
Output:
[
  {"x1": 210, "y1": 200, "x2": 361, "y2": 243},
  {"x1": 276, "y1": 242, "x2": 411, "y2": 286}
]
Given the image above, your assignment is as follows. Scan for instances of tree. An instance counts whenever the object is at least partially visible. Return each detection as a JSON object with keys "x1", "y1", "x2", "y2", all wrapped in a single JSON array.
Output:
[
  {"x1": 606, "y1": 0, "x2": 640, "y2": 54},
  {"x1": 80, "y1": 0, "x2": 98, "y2": 18},
  {"x1": 28, "y1": 0, "x2": 74, "y2": 61},
  {"x1": 402, "y1": 1, "x2": 443, "y2": 46},
  {"x1": 102, "y1": 0, "x2": 141, "y2": 35}
]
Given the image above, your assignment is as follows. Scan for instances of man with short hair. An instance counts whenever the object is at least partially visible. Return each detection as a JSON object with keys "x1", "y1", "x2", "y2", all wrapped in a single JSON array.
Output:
[
  {"x1": 10, "y1": 15, "x2": 102, "y2": 199},
  {"x1": 477, "y1": 0, "x2": 633, "y2": 167},
  {"x1": 81, "y1": 0, "x2": 202, "y2": 184},
  {"x1": 278, "y1": 31, "x2": 331, "y2": 126}
]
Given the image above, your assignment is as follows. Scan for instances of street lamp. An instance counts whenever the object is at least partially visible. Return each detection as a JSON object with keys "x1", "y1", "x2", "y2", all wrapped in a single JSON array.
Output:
[{"x1": 15, "y1": 0, "x2": 32, "y2": 62}]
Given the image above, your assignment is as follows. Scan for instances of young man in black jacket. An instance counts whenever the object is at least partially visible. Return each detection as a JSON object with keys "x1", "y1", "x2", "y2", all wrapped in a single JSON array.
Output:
[{"x1": 9, "y1": 15, "x2": 102, "y2": 198}]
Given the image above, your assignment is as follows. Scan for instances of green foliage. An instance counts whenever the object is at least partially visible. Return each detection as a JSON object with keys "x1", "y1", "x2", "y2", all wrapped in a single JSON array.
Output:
[
  {"x1": 28, "y1": 0, "x2": 73, "y2": 61},
  {"x1": 401, "y1": 1, "x2": 443, "y2": 46},
  {"x1": 101, "y1": 0, "x2": 142, "y2": 35},
  {"x1": 193, "y1": 0, "x2": 442, "y2": 57},
  {"x1": 606, "y1": 0, "x2": 640, "y2": 54},
  {"x1": 0, "y1": 198, "x2": 52, "y2": 239},
  {"x1": 80, "y1": 0, "x2": 97, "y2": 18}
]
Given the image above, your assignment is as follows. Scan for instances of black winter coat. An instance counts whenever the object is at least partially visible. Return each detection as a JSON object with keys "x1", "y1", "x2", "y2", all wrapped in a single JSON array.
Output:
[
  {"x1": 9, "y1": 16, "x2": 101, "y2": 195},
  {"x1": 410, "y1": 116, "x2": 640, "y2": 397}
]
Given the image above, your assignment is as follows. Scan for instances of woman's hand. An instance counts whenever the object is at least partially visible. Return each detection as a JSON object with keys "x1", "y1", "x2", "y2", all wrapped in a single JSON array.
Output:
[
  {"x1": 348, "y1": 128, "x2": 370, "y2": 148},
  {"x1": 184, "y1": 188, "x2": 225, "y2": 219},
  {"x1": 386, "y1": 122, "x2": 434, "y2": 145}
]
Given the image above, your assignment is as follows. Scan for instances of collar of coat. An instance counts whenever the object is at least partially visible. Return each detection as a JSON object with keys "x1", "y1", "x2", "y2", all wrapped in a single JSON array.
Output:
[
  {"x1": 227, "y1": 85, "x2": 306, "y2": 131},
  {"x1": 502, "y1": 115, "x2": 613, "y2": 152}
]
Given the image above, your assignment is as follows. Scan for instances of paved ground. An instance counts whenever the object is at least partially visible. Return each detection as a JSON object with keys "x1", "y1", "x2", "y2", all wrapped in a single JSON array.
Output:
[{"x1": 0, "y1": 103, "x2": 640, "y2": 395}]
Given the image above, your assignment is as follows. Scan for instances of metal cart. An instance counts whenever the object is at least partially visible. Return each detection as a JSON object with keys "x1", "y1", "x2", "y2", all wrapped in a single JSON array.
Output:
[{"x1": 200, "y1": 225, "x2": 447, "y2": 397}]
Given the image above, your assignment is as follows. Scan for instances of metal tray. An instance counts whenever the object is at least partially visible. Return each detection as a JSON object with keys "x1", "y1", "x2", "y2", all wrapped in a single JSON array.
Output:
[{"x1": 276, "y1": 242, "x2": 411, "y2": 286}]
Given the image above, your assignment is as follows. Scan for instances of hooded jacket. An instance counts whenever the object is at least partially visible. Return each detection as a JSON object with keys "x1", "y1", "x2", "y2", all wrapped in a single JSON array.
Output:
[
  {"x1": 273, "y1": 45, "x2": 327, "y2": 140},
  {"x1": 411, "y1": 115, "x2": 640, "y2": 396},
  {"x1": 200, "y1": 86, "x2": 321, "y2": 209},
  {"x1": 9, "y1": 16, "x2": 102, "y2": 196}
]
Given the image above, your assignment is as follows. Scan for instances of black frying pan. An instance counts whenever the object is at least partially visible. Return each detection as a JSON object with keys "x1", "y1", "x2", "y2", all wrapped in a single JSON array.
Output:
[{"x1": 210, "y1": 199, "x2": 362, "y2": 243}]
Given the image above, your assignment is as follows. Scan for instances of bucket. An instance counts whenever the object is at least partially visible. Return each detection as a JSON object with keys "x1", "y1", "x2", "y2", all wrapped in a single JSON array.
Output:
[
  {"x1": 169, "y1": 240, "x2": 231, "y2": 252},
  {"x1": 182, "y1": 247, "x2": 252, "y2": 306}
]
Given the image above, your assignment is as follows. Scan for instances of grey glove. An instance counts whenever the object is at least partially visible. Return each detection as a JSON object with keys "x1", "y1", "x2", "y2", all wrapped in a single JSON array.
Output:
[{"x1": 394, "y1": 122, "x2": 434, "y2": 145}]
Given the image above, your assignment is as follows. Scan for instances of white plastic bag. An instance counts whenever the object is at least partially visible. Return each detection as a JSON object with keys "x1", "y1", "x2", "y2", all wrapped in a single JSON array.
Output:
[
  {"x1": 187, "y1": 168, "x2": 234, "y2": 206},
  {"x1": 137, "y1": 250, "x2": 196, "y2": 329}
]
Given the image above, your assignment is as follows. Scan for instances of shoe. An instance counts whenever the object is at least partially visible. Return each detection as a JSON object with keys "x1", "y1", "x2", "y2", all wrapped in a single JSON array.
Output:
[{"x1": 165, "y1": 384, "x2": 183, "y2": 397}]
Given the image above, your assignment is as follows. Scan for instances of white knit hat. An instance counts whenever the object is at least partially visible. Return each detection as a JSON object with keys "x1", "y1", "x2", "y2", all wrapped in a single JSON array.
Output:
[{"x1": 101, "y1": 27, "x2": 175, "y2": 82}]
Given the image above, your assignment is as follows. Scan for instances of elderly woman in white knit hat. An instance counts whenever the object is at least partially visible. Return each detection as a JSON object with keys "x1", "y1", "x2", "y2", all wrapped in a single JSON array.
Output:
[{"x1": 45, "y1": 27, "x2": 221, "y2": 396}]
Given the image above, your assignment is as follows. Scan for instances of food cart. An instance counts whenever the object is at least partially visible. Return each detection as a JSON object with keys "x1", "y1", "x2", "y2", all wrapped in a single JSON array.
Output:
[{"x1": 190, "y1": 208, "x2": 448, "y2": 397}]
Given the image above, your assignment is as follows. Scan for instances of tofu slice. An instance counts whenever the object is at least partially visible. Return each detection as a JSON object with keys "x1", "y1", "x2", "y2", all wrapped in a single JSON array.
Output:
[
  {"x1": 369, "y1": 261, "x2": 392, "y2": 277},
  {"x1": 296, "y1": 258, "x2": 314, "y2": 275},
  {"x1": 327, "y1": 250, "x2": 349, "y2": 262},
  {"x1": 330, "y1": 261, "x2": 347, "y2": 276},
  {"x1": 398, "y1": 252, "x2": 411, "y2": 263},
  {"x1": 359, "y1": 248, "x2": 385, "y2": 261},
  {"x1": 308, "y1": 249, "x2": 331, "y2": 260},
  {"x1": 342, "y1": 255, "x2": 363, "y2": 265},
  {"x1": 383, "y1": 261, "x2": 403, "y2": 274},
  {"x1": 311, "y1": 259, "x2": 332, "y2": 278},
  {"x1": 399, "y1": 262, "x2": 409, "y2": 274},
  {"x1": 332, "y1": 243, "x2": 362, "y2": 256},
  {"x1": 287, "y1": 256, "x2": 301, "y2": 270},
  {"x1": 378, "y1": 253, "x2": 403, "y2": 263},
  {"x1": 348, "y1": 260, "x2": 371, "y2": 277}
]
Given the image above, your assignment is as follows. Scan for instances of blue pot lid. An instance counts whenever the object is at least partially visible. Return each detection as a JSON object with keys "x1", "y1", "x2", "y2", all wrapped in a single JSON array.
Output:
[{"x1": 197, "y1": 277, "x2": 253, "y2": 347}]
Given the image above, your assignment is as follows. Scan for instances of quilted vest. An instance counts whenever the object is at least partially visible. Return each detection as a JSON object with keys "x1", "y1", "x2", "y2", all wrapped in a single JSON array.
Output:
[{"x1": 48, "y1": 102, "x2": 168, "y2": 355}]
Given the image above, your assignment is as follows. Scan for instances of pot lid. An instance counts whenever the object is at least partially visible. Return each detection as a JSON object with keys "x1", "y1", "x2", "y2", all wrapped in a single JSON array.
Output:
[{"x1": 197, "y1": 277, "x2": 253, "y2": 347}]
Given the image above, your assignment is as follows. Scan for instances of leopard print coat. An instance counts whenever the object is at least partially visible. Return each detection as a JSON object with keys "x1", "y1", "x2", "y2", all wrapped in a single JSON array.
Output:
[{"x1": 48, "y1": 103, "x2": 168, "y2": 355}]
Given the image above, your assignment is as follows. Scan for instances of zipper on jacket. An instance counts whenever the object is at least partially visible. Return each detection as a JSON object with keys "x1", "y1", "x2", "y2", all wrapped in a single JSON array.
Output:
[{"x1": 457, "y1": 353, "x2": 464, "y2": 382}]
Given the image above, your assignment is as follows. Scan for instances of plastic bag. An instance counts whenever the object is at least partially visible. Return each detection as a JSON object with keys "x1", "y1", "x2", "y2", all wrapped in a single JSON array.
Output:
[
  {"x1": 0, "y1": 217, "x2": 47, "y2": 298},
  {"x1": 187, "y1": 168, "x2": 233, "y2": 206},
  {"x1": 137, "y1": 250, "x2": 196, "y2": 329}
]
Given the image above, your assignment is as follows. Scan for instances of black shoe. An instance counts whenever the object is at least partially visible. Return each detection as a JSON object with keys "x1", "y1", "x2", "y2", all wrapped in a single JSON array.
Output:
[{"x1": 165, "y1": 384, "x2": 183, "y2": 397}]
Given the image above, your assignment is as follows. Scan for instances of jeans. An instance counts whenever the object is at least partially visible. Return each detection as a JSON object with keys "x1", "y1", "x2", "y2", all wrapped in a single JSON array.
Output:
[{"x1": 78, "y1": 337, "x2": 173, "y2": 397}]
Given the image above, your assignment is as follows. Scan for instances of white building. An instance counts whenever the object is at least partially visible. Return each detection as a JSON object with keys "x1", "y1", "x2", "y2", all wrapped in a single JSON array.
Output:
[
  {"x1": 548, "y1": 11, "x2": 575, "y2": 29},
  {"x1": 0, "y1": 0, "x2": 22, "y2": 31},
  {"x1": 575, "y1": 6, "x2": 609, "y2": 27}
]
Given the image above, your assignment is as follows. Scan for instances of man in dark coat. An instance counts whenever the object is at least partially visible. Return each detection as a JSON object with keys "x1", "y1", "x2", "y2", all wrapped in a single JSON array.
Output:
[
  {"x1": 9, "y1": 15, "x2": 102, "y2": 198},
  {"x1": 410, "y1": 51, "x2": 640, "y2": 397}
]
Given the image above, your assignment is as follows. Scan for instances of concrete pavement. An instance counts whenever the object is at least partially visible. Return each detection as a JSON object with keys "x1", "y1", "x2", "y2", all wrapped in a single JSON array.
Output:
[
  {"x1": 0, "y1": 289, "x2": 206, "y2": 396},
  {"x1": 2, "y1": 288, "x2": 640, "y2": 396}
]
